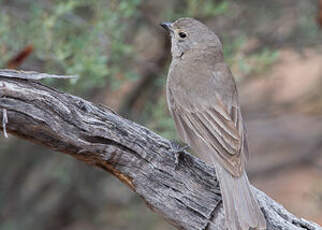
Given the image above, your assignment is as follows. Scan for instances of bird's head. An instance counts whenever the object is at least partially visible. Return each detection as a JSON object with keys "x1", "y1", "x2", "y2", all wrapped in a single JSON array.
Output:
[{"x1": 161, "y1": 17, "x2": 223, "y2": 59}]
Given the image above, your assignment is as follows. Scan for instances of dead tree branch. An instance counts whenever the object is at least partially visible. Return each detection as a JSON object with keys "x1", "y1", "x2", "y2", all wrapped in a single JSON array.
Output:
[{"x1": 0, "y1": 70, "x2": 320, "y2": 230}]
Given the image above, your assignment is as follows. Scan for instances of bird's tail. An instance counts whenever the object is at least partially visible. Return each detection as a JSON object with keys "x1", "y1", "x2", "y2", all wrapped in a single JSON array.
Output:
[{"x1": 214, "y1": 162, "x2": 266, "y2": 230}]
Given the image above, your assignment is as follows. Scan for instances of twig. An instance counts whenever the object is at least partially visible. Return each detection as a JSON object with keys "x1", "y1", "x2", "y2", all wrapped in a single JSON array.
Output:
[
  {"x1": 0, "y1": 69, "x2": 78, "y2": 80},
  {"x1": 2, "y1": 108, "x2": 8, "y2": 138}
]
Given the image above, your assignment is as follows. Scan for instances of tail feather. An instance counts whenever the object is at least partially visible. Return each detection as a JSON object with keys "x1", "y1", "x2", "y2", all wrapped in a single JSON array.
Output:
[{"x1": 215, "y1": 161, "x2": 266, "y2": 230}]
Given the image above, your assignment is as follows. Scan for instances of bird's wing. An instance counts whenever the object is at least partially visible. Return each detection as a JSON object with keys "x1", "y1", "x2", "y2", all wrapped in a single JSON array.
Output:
[{"x1": 168, "y1": 65, "x2": 247, "y2": 176}]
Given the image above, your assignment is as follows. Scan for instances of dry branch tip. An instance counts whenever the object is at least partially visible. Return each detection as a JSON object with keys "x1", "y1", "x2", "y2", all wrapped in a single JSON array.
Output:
[
  {"x1": 0, "y1": 69, "x2": 78, "y2": 80},
  {"x1": 2, "y1": 108, "x2": 8, "y2": 138}
]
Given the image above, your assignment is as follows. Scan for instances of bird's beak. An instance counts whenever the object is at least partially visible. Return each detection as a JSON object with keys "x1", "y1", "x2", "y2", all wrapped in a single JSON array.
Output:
[{"x1": 160, "y1": 22, "x2": 173, "y2": 32}]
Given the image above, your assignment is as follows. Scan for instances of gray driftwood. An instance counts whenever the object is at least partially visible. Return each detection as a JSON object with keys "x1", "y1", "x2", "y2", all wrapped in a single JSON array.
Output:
[{"x1": 0, "y1": 70, "x2": 320, "y2": 230}]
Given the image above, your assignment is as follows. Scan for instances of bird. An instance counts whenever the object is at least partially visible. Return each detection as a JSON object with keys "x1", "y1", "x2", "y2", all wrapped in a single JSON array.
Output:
[{"x1": 161, "y1": 17, "x2": 266, "y2": 230}]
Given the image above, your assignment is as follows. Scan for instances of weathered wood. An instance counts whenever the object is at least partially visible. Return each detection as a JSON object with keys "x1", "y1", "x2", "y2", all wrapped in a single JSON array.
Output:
[
  {"x1": 0, "y1": 69, "x2": 77, "y2": 80},
  {"x1": 0, "y1": 71, "x2": 320, "y2": 230}
]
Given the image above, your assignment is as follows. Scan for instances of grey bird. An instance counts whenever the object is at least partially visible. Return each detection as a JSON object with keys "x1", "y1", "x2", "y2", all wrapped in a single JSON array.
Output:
[{"x1": 161, "y1": 18, "x2": 266, "y2": 230}]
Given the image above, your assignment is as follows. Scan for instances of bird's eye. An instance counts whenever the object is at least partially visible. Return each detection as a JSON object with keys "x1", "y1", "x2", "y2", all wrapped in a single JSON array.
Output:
[{"x1": 178, "y1": 31, "x2": 187, "y2": 39}]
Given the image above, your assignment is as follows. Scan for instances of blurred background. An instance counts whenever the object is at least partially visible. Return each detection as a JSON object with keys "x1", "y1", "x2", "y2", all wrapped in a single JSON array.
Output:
[{"x1": 0, "y1": 0, "x2": 321, "y2": 229}]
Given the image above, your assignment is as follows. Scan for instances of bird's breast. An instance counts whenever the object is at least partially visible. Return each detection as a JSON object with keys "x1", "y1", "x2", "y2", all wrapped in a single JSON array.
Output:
[{"x1": 168, "y1": 58, "x2": 214, "y2": 95}]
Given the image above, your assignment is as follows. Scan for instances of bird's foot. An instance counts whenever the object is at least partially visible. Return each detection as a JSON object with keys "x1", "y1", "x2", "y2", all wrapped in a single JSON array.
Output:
[{"x1": 170, "y1": 141, "x2": 189, "y2": 168}]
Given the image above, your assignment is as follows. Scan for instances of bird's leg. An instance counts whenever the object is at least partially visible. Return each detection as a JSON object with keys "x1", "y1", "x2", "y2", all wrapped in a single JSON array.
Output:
[{"x1": 170, "y1": 140, "x2": 189, "y2": 167}]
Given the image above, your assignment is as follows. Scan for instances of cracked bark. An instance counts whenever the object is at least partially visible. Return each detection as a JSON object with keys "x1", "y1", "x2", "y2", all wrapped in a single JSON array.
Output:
[{"x1": 0, "y1": 71, "x2": 320, "y2": 230}]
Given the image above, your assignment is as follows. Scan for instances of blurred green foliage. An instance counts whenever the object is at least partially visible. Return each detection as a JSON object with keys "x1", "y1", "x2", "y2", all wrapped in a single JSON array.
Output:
[
  {"x1": 165, "y1": 0, "x2": 229, "y2": 20},
  {"x1": 184, "y1": 0, "x2": 229, "y2": 18},
  {"x1": 0, "y1": 0, "x2": 141, "y2": 94},
  {"x1": 147, "y1": 92, "x2": 177, "y2": 140}
]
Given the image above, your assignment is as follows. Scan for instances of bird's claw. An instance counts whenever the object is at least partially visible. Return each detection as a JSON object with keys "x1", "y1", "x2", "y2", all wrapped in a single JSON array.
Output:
[{"x1": 170, "y1": 141, "x2": 189, "y2": 168}]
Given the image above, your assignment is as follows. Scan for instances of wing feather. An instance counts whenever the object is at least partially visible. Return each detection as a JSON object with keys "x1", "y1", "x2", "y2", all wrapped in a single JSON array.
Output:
[
  {"x1": 174, "y1": 107, "x2": 244, "y2": 176},
  {"x1": 169, "y1": 94, "x2": 245, "y2": 176}
]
